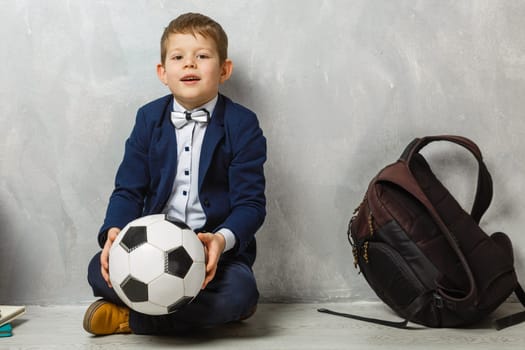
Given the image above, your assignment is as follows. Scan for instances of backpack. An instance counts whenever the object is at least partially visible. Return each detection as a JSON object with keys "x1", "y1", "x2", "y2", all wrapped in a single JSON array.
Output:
[{"x1": 318, "y1": 135, "x2": 525, "y2": 329}]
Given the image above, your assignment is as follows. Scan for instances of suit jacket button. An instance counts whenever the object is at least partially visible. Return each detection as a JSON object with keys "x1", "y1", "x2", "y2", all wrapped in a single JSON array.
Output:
[{"x1": 203, "y1": 199, "x2": 210, "y2": 207}]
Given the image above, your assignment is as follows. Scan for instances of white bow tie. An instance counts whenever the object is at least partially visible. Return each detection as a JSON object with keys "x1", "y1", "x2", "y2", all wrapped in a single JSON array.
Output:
[{"x1": 171, "y1": 108, "x2": 210, "y2": 129}]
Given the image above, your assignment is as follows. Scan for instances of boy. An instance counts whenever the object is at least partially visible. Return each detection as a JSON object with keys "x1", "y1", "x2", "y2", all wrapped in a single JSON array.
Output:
[{"x1": 84, "y1": 12, "x2": 266, "y2": 335}]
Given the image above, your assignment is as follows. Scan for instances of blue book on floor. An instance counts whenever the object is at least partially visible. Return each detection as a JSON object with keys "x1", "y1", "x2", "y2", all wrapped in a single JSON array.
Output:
[{"x1": 0, "y1": 323, "x2": 12, "y2": 337}]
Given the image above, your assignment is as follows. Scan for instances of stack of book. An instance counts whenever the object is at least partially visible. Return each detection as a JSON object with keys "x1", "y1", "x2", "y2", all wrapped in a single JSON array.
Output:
[{"x1": 0, "y1": 305, "x2": 26, "y2": 337}]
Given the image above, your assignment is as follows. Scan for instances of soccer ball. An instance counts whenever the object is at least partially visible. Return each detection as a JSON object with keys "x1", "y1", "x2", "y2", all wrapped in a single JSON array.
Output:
[{"x1": 108, "y1": 214, "x2": 205, "y2": 315}]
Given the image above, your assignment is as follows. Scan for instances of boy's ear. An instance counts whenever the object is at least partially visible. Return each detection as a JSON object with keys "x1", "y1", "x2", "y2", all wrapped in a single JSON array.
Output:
[
  {"x1": 156, "y1": 63, "x2": 168, "y2": 85},
  {"x1": 219, "y1": 59, "x2": 233, "y2": 84}
]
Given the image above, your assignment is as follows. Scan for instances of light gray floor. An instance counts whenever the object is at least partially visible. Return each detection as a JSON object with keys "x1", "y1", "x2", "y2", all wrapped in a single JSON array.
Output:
[{"x1": 1, "y1": 302, "x2": 524, "y2": 350}]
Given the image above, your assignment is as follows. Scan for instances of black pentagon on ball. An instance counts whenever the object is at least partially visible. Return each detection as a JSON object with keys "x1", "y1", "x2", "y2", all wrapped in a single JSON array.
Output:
[
  {"x1": 121, "y1": 276, "x2": 148, "y2": 302},
  {"x1": 120, "y1": 226, "x2": 147, "y2": 252},
  {"x1": 167, "y1": 296, "x2": 194, "y2": 313},
  {"x1": 166, "y1": 247, "x2": 193, "y2": 278}
]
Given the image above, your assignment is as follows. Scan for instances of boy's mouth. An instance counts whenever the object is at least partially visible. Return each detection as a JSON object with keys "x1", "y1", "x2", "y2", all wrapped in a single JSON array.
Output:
[{"x1": 180, "y1": 75, "x2": 200, "y2": 82}]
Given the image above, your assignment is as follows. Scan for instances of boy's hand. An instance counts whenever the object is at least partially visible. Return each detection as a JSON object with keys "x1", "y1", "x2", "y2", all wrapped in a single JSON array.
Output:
[
  {"x1": 197, "y1": 232, "x2": 226, "y2": 289},
  {"x1": 100, "y1": 227, "x2": 121, "y2": 288}
]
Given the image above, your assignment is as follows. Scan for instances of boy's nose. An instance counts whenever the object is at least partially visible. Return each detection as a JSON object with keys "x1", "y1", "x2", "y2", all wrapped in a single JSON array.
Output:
[{"x1": 184, "y1": 57, "x2": 196, "y2": 68}]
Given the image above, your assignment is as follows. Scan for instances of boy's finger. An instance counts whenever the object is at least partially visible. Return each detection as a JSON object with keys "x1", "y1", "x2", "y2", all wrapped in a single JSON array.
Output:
[
  {"x1": 101, "y1": 265, "x2": 113, "y2": 288},
  {"x1": 207, "y1": 251, "x2": 218, "y2": 272},
  {"x1": 202, "y1": 267, "x2": 217, "y2": 289},
  {"x1": 197, "y1": 232, "x2": 211, "y2": 243}
]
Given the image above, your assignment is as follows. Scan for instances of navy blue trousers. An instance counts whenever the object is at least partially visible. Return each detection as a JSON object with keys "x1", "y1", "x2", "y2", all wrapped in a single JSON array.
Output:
[{"x1": 87, "y1": 252, "x2": 259, "y2": 334}]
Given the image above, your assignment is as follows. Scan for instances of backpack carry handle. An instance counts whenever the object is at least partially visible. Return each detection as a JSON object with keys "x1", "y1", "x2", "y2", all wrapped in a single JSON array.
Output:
[{"x1": 400, "y1": 135, "x2": 493, "y2": 224}]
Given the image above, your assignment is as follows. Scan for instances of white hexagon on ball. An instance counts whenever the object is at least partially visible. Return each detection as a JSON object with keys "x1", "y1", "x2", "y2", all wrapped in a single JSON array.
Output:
[
  {"x1": 183, "y1": 262, "x2": 206, "y2": 296},
  {"x1": 146, "y1": 220, "x2": 183, "y2": 251},
  {"x1": 108, "y1": 245, "x2": 130, "y2": 286},
  {"x1": 129, "y1": 244, "x2": 164, "y2": 283},
  {"x1": 181, "y1": 229, "x2": 205, "y2": 263},
  {"x1": 149, "y1": 274, "x2": 185, "y2": 308},
  {"x1": 131, "y1": 300, "x2": 169, "y2": 315}
]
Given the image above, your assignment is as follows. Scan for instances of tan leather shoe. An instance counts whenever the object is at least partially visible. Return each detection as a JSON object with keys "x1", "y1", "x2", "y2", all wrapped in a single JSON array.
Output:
[{"x1": 83, "y1": 300, "x2": 132, "y2": 335}]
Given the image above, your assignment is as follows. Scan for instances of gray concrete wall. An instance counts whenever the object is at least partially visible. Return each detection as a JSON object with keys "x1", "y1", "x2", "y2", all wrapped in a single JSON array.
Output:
[{"x1": 1, "y1": 0, "x2": 525, "y2": 304}]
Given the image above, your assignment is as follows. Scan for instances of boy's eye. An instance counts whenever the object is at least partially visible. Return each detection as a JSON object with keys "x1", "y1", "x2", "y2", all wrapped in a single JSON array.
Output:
[
  {"x1": 171, "y1": 55, "x2": 183, "y2": 60},
  {"x1": 197, "y1": 54, "x2": 209, "y2": 59}
]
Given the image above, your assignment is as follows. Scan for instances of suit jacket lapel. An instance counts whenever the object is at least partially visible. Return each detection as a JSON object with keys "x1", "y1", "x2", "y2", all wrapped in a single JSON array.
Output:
[
  {"x1": 154, "y1": 96, "x2": 178, "y2": 166},
  {"x1": 151, "y1": 97, "x2": 178, "y2": 212},
  {"x1": 199, "y1": 94, "x2": 226, "y2": 191}
]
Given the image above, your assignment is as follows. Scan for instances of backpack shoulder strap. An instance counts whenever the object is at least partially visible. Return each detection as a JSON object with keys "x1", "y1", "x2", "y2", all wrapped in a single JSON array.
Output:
[
  {"x1": 495, "y1": 283, "x2": 525, "y2": 330},
  {"x1": 400, "y1": 135, "x2": 493, "y2": 224}
]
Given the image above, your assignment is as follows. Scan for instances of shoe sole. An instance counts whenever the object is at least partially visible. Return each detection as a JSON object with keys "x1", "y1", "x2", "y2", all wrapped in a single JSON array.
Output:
[{"x1": 83, "y1": 299, "x2": 107, "y2": 334}]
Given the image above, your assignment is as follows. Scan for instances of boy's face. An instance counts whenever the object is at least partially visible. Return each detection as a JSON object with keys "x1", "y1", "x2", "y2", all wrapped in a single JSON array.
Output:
[{"x1": 157, "y1": 33, "x2": 232, "y2": 111}]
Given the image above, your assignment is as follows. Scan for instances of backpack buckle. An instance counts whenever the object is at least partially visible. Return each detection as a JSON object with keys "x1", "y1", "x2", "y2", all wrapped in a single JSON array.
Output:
[
  {"x1": 433, "y1": 294, "x2": 444, "y2": 308},
  {"x1": 432, "y1": 293, "x2": 457, "y2": 310}
]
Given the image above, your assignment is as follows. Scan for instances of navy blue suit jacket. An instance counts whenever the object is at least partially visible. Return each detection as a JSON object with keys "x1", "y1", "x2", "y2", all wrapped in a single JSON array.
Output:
[{"x1": 98, "y1": 94, "x2": 266, "y2": 265}]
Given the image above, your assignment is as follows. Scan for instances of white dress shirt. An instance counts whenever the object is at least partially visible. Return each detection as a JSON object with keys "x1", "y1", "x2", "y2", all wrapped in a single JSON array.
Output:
[{"x1": 163, "y1": 95, "x2": 236, "y2": 252}]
